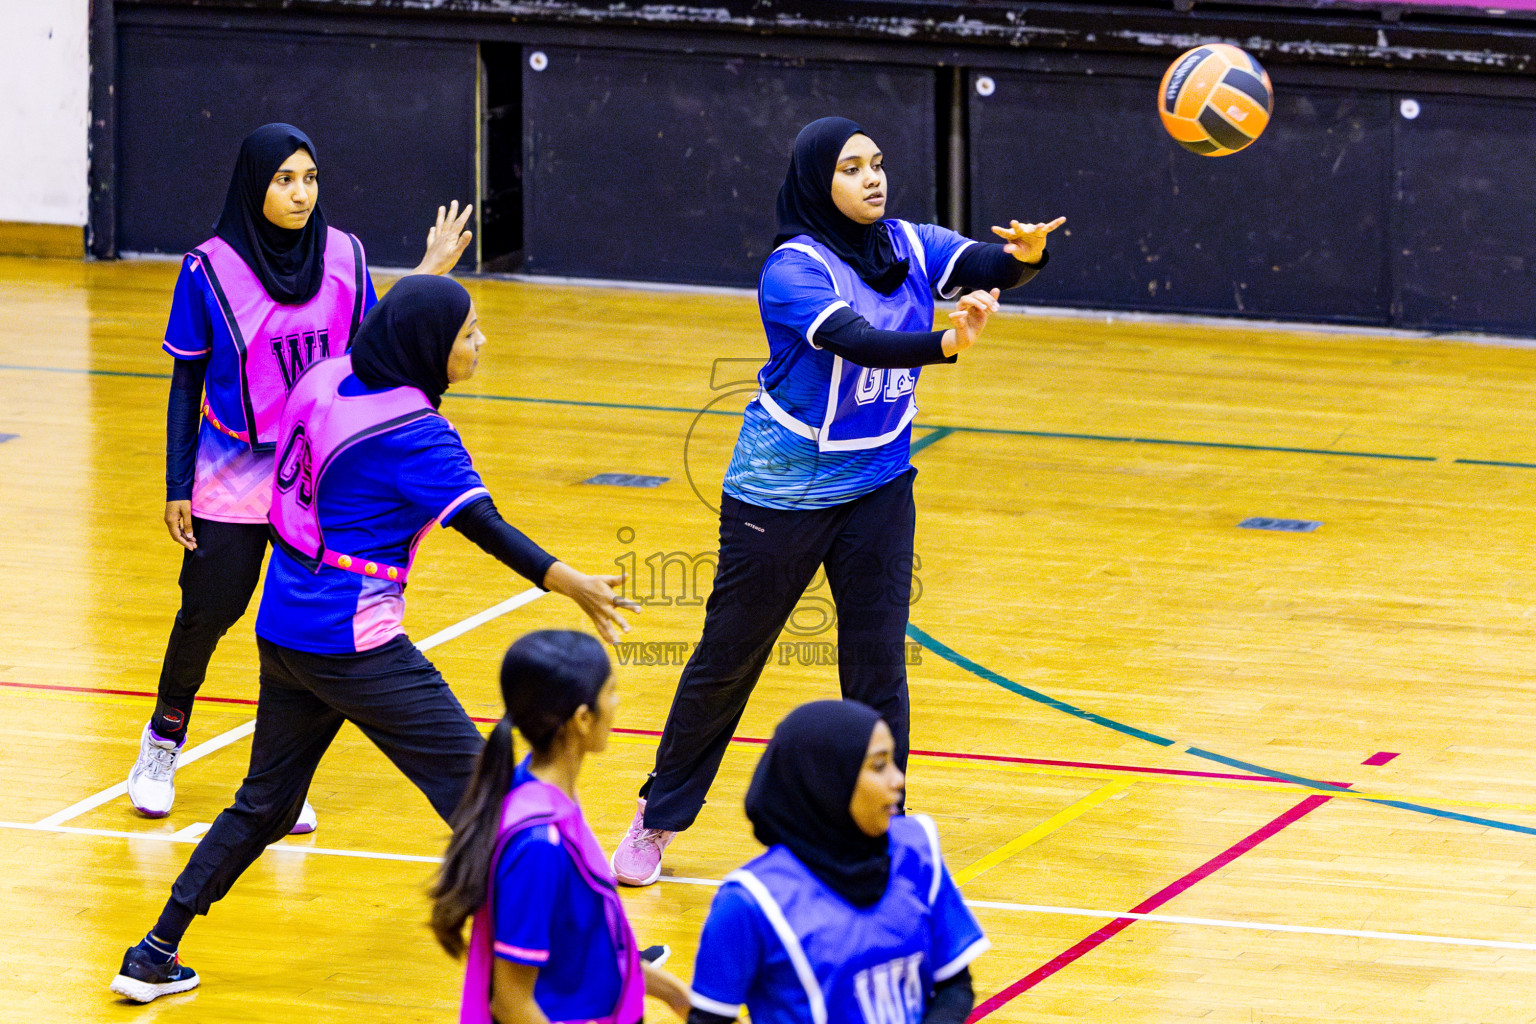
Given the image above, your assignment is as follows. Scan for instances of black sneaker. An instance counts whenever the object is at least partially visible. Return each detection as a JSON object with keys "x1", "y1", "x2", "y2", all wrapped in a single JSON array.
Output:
[
  {"x1": 640, "y1": 944, "x2": 671, "y2": 967},
  {"x1": 109, "y1": 945, "x2": 200, "y2": 1003}
]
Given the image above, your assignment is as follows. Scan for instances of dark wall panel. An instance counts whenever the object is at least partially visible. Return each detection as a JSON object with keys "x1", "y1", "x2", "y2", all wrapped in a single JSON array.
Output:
[
  {"x1": 1394, "y1": 93, "x2": 1536, "y2": 335},
  {"x1": 970, "y1": 71, "x2": 1392, "y2": 324},
  {"x1": 117, "y1": 27, "x2": 477, "y2": 268},
  {"x1": 522, "y1": 48, "x2": 935, "y2": 286}
]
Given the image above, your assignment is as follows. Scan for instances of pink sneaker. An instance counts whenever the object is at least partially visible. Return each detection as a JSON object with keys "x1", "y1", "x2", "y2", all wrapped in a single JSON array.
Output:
[{"x1": 610, "y1": 798, "x2": 676, "y2": 887}]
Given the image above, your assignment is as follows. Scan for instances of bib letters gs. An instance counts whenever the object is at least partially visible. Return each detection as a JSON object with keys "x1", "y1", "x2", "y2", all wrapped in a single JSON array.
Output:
[
  {"x1": 759, "y1": 221, "x2": 935, "y2": 454},
  {"x1": 190, "y1": 227, "x2": 365, "y2": 451},
  {"x1": 270, "y1": 358, "x2": 436, "y2": 584}
]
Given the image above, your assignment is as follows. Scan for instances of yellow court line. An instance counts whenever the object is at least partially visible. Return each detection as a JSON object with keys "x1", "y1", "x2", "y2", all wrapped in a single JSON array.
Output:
[{"x1": 951, "y1": 779, "x2": 1134, "y2": 885}]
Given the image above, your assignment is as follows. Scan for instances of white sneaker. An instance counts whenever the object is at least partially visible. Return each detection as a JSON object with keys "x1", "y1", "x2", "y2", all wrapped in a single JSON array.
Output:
[
  {"x1": 289, "y1": 800, "x2": 318, "y2": 835},
  {"x1": 127, "y1": 724, "x2": 183, "y2": 818}
]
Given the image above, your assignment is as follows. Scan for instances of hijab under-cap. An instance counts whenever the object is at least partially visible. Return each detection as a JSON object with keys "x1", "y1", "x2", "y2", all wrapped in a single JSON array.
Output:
[
  {"x1": 774, "y1": 116, "x2": 910, "y2": 295},
  {"x1": 349, "y1": 275, "x2": 472, "y2": 409},
  {"x1": 744, "y1": 699, "x2": 893, "y2": 907},
  {"x1": 214, "y1": 123, "x2": 329, "y2": 305}
]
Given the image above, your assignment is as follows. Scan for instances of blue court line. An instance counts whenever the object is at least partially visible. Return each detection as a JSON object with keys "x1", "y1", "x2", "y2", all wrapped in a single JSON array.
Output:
[
  {"x1": 907, "y1": 625, "x2": 1536, "y2": 839},
  {"x1": 0, "y1": 434, "x2": 16, "y2": 444},
  {"x1": 0, "y1": 361, "x2": 1472, "y2": 463},
  {"x1": 0, "y1": 363, "x2": 173, "y2": 381},
  {"x1": 904, "y1": 624, "x2": 1177, "y2": 747},
  {"x1": 908, "y1": 426, "x2": 955, "y2": 456},
  {"x1": 1454, "y1": 458, "x2": 1536, "y2": 469}
]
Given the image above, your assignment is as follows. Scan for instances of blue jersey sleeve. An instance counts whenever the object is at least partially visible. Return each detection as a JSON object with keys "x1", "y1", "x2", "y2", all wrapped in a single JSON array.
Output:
[
  {"x1": 759, "y1": 249, "x2": 848, "y2": 350},
  {"x1": 390, "y1": 417, "x2": 490, "y2": 525},
  {"x1": 163, "y1": 257, "x2": 215, "y2": 359},
  {"x1": 908, "y1": 223, "x2": 978, "y2": 300},
  {"x1": 689, "y1": 881, "x2": 767, "y2": 1018},
  {"x1": 928, "y1": 857, "x2": 989, "y2": 982},
  {"x1": 492, "y1": 825, "x2": 565, "y2": 966}
]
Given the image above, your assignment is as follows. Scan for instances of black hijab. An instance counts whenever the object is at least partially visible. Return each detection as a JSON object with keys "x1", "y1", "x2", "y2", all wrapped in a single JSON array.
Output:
[
  {"x1": 214, "y1": 123, "x2": 329, "y2": 306},
  {"x1": 744, "y1": 700, "x2": 892, "y2": 907},
  {"x1": 774, "y1": 116, "x2": 909, "y2": 295},
  {"x1": 349, "y1": 275, "x2": 472, "y2": 409}
]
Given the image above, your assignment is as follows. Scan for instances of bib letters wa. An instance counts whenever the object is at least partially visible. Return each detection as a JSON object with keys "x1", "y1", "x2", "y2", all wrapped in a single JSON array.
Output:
[{"x1": 191, "y1": 227, "x2": 363, "y2": 451}]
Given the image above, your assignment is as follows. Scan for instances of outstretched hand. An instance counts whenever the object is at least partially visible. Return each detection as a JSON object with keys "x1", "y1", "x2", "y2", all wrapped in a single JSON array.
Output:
[
  {"x1": 991, "y1": 216, "x2": 1066, "y2": 264},
  {"x1": 942, "y1": 288, "x2": 1001, "y2": 357},
  {"x1": 413, "y1": 200, "x2": 474, "y2": 276},
  {"x1": 542, "y1": 562, "x2": 641, "y2": 645}
]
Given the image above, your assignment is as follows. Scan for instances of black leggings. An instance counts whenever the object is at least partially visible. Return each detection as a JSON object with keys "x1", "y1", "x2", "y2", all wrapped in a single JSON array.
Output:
[
  {"x1": 156, "y1": 634, "x2": 485, "y2": 941},
  {"x1": 151, "y1": 517, "x2": 269, "y2": 738},
  {"x1": 640, "y1": 468, "x2": 917, "y2": 833}
]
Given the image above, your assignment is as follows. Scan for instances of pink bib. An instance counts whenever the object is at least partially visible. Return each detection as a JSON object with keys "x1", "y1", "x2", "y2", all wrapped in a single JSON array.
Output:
[
  {"x1": 269, "y1": 357, "x2": 438, "y2": 584},
  {"x1": 460, "y1": 778, "x2": 645, "y2": 1024},
  {"x1": 190, "y1": 227, "x2": 365, "y2": 452}
]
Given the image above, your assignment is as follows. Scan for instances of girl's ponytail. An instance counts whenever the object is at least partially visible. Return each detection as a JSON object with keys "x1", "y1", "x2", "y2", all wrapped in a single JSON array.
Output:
[{"x1": 430, "y1": 716, "x2": 516, "y2": 958}]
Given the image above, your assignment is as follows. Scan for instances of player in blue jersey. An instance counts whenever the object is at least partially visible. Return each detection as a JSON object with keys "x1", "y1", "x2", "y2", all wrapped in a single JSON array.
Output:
[
  {"x1": 431, "y1": 630, "x2": 691, "y2": 1023},
  {"x1": 613, "y1": 115, "x2": 1064, "y2": 885},
  {"x1": 127, "y1": 122, "x2": 474, "y2": 830},
  {"x1": 687, "y1": 700, "x2": 986, "y2": 1024},
  {"x1": 110, "y1": 276, "x2": 640, "y2": 1004}
]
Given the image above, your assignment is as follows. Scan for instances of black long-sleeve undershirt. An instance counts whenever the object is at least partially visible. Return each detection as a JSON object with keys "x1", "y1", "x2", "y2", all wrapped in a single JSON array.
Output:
[
  {"x1": 942, "y1": 242, "x2": 1048, "y2": 296},
  {"x1": 448, "y1": 496, "x2": 559, "y2": 588},
  {"x1": 807, "y1": 245, "x2": 1050, "y2": 369},
  {"x1": 684, "y1": 967, "x2": 973, "y2": 1024},
  {"x1": 165, "y1": 356, "x2": 208, "y2": 502}
]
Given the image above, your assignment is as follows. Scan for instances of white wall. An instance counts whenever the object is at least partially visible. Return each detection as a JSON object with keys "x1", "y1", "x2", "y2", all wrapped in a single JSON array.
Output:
[{"x1": 0, "y1": 0, "x2": 90, "y2": 226}]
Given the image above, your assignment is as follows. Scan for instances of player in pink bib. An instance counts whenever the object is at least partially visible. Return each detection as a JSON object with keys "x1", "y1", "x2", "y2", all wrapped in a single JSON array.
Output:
[
  {"x1": 128, "y1": 123, "x2": 474, "y2": 829},
  {"x1": 112, "y1": 276, "x2": 641, "y2": 1005},
  {"x1": 432, "y1": 631, "x2": 691, "y2": 1024}
]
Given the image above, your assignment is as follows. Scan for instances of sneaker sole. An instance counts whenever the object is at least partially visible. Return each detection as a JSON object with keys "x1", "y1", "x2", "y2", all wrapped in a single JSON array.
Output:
[
  {"x1": 288, "y1": 821, "x2": 316, "y2": 835},
  {"x1": 609, "y1": 849, "x2": 663, "y2": 887},
  {"x1": 130, "y1": 803, "x2": 172, "y2": 819},
  {"x1": 109, "y1": 972, "x2": 200, "y2": 1003}
]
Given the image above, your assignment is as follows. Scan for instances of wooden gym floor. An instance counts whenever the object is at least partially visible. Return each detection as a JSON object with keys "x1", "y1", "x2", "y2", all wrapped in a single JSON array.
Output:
[{"x1": 3, "y1": 254, "x2": 1536, "y2": 1022}]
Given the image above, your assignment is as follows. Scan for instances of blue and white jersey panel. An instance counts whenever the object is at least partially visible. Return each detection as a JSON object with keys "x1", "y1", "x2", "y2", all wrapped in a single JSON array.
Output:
[
  {"x1": 688, "y1": 814, "x2": 988, "y2": 1024},
  {"x1": 722, "y1": 220, "x2": 972, "y2": 510}
]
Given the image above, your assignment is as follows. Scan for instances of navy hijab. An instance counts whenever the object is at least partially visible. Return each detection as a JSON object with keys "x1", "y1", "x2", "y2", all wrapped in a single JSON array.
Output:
[
  {"x1": 349, "y1": 275, "x2": 472, "y2": 409},
  {"x1": 774, "y1": 116, "x2": 909, "y2": 295},
  {"x1": 214, "y1": 123, "x2": 329, "y2": 305},
  {"x1": 744, "y1": 700, "x2": 893, "y2": 907}
]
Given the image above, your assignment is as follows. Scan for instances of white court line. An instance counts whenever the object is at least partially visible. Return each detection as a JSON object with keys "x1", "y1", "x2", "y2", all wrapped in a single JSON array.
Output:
[
  {"x1": 34, "y1": 720, "x2": 257, "y2": 827},
  {"x1": 4, "y1": 817, "x2": 1532, "y2": 954},
  {"x1": 31, "y1": 588, "x2": 546, "y2": 828}
]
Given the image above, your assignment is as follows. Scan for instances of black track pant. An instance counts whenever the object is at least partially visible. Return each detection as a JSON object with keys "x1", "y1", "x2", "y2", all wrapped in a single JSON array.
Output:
[
  {"x1": 640, "y1": 468, "x2": 917, "y2": 833},
  {"x1": 151, "y1": 517, "x2": 269, "y2": 739},
  {"x1": 158, "y1": 635, "x2": 485, "y2": 936}
]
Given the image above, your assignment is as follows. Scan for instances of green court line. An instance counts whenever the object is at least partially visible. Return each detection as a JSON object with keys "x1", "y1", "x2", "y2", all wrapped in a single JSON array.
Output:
[
  {"x1": 908, "y1": 625, "x2": 1536, "y2": 839},
  {"x1": 904, "y1": 624, "x2": 1177, "y2": 747},
  {"x1": 0, "y1": 363, "x2": 175, "y2": 381},
  {"x1": 1454, "y1": 458, "x2": 1536, "y2": 469},
  {"x1": 0, "y1": 361, "x2": 1470, "y2": 463},
  {"x1": 908, "y1": 426, "x2": 955, "y2": 456}
]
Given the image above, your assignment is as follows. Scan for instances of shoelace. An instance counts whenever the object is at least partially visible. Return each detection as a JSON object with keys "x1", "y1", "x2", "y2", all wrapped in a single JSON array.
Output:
[
  {"x1": 138, "y1": 741, "x2": 178, "y2": 782},
  {"x1": 627, "y1": 827, "x2": 668, "y2": 849}
]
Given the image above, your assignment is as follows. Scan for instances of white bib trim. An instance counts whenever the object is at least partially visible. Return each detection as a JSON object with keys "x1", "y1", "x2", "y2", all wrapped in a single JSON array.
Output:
[{"x1": 729, "y1": 868, "x2": 828, "y2": 1024}]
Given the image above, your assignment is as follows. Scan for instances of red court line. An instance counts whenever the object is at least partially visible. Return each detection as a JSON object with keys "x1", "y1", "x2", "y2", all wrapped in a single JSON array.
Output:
[
  {"x1": 0, "y1": 680, "x2": 259, "y2": 706},
  {"x1": 0, "y1": 680, "x2": 1309, "y2": 786},
  {"x1": 968, "y1": 793, "x2": 1335, "y2": 1020}
]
